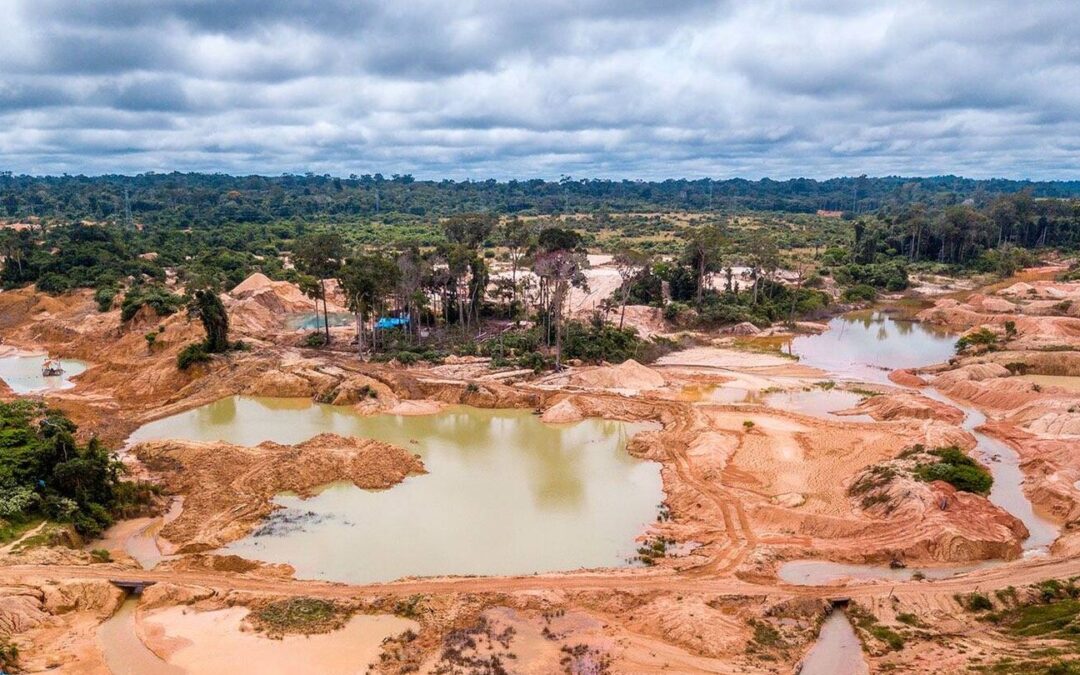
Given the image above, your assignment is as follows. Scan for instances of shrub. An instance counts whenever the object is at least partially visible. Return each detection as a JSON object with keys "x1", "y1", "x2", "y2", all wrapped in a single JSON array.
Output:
[
  {"x1": 956, "y1": 327, "x2": 998, "y2": 353},
  {"x1": 120, "y1": 285, "x2": 183, "y2": 322},
  {"x1": 914, "y1": 446, "x2": 992, "y2": 495},
  {"x1": 176, "y1": 343, "x2": 210, "y2": 370},
  {"x1": 842, "y1": 284, "x2": 878, "y2": 302},
  {"x1": 562, "y1": 320, "x2": 646, "y2": 364},
  {"x1": 962, "y1": 593, "x2": 994, "y2": 611},
  {"x1": 517, "y1": 351, "x2": 549, "y2": 373},
  {"x1": 36, "y1": 272, "x2": 71, "y2": 294},
  {"x1": 94, "y1": 286, "x2": 117, "y2": 312}
]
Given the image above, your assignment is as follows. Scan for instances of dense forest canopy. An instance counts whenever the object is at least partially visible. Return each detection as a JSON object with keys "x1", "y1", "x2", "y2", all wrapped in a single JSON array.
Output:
[{"x1": 3, "y1": 172, "x2": 1080, "y2": 225}]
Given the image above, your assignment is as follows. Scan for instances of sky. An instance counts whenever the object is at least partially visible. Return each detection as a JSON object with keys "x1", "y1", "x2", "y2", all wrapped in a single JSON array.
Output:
[{"x1": 1, "y1": 0, "x2": 1077, "y2": 180}]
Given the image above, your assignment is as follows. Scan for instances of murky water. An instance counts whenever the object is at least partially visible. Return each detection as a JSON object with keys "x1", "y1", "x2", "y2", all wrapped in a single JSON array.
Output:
[
  {"x1": 0, "y1": 353, "x2": 87, "y2": 393},
  {"x1": 1017, "y1": 374, "x2": 1080, "y2": 392},
  {"x1": 921, "y1": 388, "x2": 1059, "y2": 554},
  {"x1": 284, "y1": 311, "x2": 354, "y2": 331},
  {"x1": 129, "y1": 397, "x2": 663, "y2": 583},
  {"x1": 763, "y1": 389, "x2": 872, "y2": 421},
  {"x1": 799, "y1": 610, "x2": 868, "y2": 675},
  {"x1": 778, "y1": 559, "x2": 999, "y2": 586},
  {"x1": 786, "y1": 311, "x2": 956, "y2": 384},
  {"x1": 98, "y1": 597, "x2": 181, "y2": 675},
  {"x1": 777, "y1": 310, "x2": 1058, "y2": 584}
]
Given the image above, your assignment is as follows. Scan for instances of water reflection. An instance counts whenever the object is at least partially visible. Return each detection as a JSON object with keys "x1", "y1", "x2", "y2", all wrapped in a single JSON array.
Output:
[
  {"x1": 787, "y1": 312, "x2": 955, "y2": 384},
  {"x1": 128, "y1": 397, "x2": 662, "y2": 582}
]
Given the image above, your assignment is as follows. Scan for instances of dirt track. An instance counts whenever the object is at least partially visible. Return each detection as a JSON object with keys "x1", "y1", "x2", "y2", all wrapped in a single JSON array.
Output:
[{"x1": 5, "y1": 270, "x2": 1080, "y2": 673}]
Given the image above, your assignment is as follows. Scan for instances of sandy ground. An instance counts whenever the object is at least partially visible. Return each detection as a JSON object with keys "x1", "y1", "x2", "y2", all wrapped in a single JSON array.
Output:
[
  {"x1": 141, "y1": 606, "x2": 416, "y2": 674},
  {"x1": 3, "y1": 269, "x2": 1080, "y2": 673}
]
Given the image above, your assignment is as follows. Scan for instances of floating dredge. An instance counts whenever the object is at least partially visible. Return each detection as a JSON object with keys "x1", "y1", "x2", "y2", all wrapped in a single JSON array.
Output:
[{"x1": 41, "y1": 356, "x2": 64, "y2": 377}]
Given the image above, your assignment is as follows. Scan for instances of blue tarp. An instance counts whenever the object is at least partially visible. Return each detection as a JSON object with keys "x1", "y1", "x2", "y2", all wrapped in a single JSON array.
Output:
[{"x1": 375, "y1": 314, "x2": 410, "y2": 330}]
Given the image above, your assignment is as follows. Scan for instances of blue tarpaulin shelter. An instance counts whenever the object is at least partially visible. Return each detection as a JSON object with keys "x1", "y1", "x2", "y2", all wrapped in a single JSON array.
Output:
[{"x1": 375, "y1": 314, "x2": 410, "y2": 330}]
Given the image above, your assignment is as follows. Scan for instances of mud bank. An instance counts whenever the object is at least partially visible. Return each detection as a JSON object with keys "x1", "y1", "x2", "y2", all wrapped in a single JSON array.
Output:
[{"x1": 131, "y1": 432, "x2": 424, "y2": 552}]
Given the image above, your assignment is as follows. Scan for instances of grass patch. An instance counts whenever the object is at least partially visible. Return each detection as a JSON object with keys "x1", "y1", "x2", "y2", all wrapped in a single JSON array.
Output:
[
  {"x1": 848, "y1": 605, "x2": 905, "y2": 652},
  {"x1": 0, "y1": 516, "x2": 45, "y2": 545},
  {"x1": 896, "y1": 612, "x2": 922, "y2": 627},
  {"x1": 249, "y1": 598, "x2": 352, "y2": 637}
]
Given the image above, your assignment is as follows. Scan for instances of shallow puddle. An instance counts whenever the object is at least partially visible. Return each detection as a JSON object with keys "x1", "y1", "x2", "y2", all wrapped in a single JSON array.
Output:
[
  {"x1": 799, "y1": 610, "x2": 868, "y2": 675},
  {"x1": 1017, "y1": 374, "x2": 1080, "y2": 392},
  {"x1": 129, "y1": 397, "x2": 663, "y2": 583},
  {"x1": 786, "y1": 311, "x2": 955, "y2": 384},
  {"x1": 0, "y1": 353, "x2": 87, "y2": 393},
  {"x1": 778, "y1": 559, "x2": 999, "y2": 586},
  {"x1": 141, "y1": 606, "x2": 415, "y2": 674},
  {"x1": 762, "y1": 389, "x2": 871, "y2": 421}
]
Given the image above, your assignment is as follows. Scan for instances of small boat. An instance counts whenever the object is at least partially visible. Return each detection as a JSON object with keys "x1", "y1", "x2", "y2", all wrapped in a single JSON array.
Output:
[{"x1": 41, "y1": 357, "x2": 64, "y2": 377}]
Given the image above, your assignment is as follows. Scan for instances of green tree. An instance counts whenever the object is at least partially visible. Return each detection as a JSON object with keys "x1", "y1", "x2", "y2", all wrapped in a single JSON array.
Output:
[
  {"x1": 613, "y1": 247, "x2": 650, "y2": 329},
  {"x1": 685, "y1": 223, "x2": 726, "y2": 304},
  {"x1": 533, "y1": 228, "x2": 587, "y2": 369},
  {"x1": 338, "y1": 253, "x2": 401, "y2": 356},
  {"x1": 293, "y1": 232, "x2": 345, "y2": 342},
  {"x1": 499, "y1": 217, "x2": 534, "y2": 314},
  {"x1": 188, "y1": 288, "x2": 230, "y2": 353}
]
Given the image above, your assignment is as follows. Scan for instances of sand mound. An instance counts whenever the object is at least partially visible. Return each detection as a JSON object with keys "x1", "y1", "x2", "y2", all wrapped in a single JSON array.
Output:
[
  {"x1": 230, "y1": 272, "x2": 275, "y2": 294},
  {"x1": 841, "y1": 392, "x2": 964, "y2": 424},
  {"x1": 541, "y1": 398, "x2": 585, "y2": 424},
  {"x1": 567, "y1": 359, "x2": 666, "y2": 391}
]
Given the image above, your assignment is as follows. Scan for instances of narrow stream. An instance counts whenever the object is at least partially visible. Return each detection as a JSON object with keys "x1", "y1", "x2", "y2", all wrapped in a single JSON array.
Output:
[
  {"x1": 778, "y1": 311, "x2": 1058, "y2": 586},
  {"x1": 798, "y1": 610, "x2": 868, "y2": 675},
  {"x1": 921, "y1": 387, "x2": 1059, "y2": 554},
  {"x1": 97, "y1": 597, "x2": 181, "y2": 675}
]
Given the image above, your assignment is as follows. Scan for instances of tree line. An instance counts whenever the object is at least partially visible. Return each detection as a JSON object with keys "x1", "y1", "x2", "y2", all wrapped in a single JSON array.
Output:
[{"x1": 3, "y1": 172, "x2": 1079, "y2": 226}]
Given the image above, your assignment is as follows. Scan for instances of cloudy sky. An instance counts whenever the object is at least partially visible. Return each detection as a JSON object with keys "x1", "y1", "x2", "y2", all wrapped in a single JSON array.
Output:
[{"x1": 1, "y1": 0, "x2": 1077, "y2": 179}]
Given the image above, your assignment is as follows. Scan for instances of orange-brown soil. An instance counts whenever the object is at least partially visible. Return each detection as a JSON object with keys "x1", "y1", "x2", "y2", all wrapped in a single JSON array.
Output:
[
  {"x1": 4, "y1": 270, "x2": 1080, "y2": 673},
  {"x1": 132, "y1": 433, "x2": 425, "y2": 552}
]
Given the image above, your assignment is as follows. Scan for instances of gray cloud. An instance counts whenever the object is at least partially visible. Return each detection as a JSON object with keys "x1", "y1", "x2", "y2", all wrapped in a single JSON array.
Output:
[{"x1": 0, "y1": 0, "x2": 1077, "y2": 178}]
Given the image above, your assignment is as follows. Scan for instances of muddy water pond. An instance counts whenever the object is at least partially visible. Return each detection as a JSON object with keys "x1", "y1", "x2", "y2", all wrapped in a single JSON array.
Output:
[
  {"x1": 98, "y1": 597, "x2": 181, "y2": 675},
  {"x1": 762, "y1": 389, "x2": 872, "y2": 422},
  {"x1": 778, "y1": 559, "x2": 1000, "y2": 586},
  {"x1": 129, "y1": 397, "x2": 663, "y2": 583},
  {"x1": 0, "y1": 352, "x2": 86, "y2": 393},
  {"x1": 283, "y1": 311, "x2": 354, "y2": 331},
  {"x1": 786, "y1": 311, "x2": 956, "y2": 384}
]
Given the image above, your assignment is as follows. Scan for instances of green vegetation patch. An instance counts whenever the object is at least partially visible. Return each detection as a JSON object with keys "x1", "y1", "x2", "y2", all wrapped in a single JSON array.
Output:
[
  {"x1": 249, "y1": 597, "x2": 352, "y2": 637},
  {"x1": 913, "y1": 446, "x2": 993, "y2": 495},
  {"x1": 0, "y1": 400, "x2": 153, "y2": 538}
]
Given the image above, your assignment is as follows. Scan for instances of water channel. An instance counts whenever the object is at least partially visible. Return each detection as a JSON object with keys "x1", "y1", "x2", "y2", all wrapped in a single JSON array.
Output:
[
  {"x1": 797, "y1": 609, "x2": 869, "y2": 675},
  {"x1": 778, "y1": 310, "x2": 1059, "y2": 585}
]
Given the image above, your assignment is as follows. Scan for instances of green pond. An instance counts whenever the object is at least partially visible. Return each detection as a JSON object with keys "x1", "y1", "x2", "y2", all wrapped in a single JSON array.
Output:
[{"x1": 128, "y1": 397, "x2": 663, "y2": 583}]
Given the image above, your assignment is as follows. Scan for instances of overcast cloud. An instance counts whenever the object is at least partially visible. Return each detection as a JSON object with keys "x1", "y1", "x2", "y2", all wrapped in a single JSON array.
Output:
[{"x1": 1, "y1": 0, "x2": 1077, "y2": 179}]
